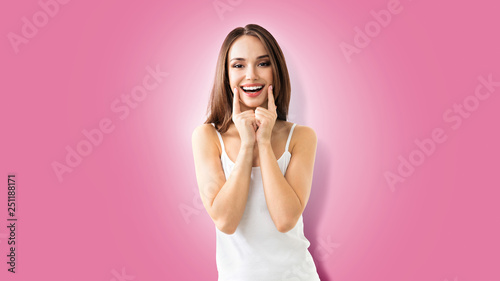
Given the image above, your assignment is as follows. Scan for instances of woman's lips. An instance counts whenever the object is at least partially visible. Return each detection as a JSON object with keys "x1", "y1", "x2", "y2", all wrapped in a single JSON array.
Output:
[
  {"x1": 240, "y1": 84, "x2": 265, "y2": 98},
  {"x1": 242, "y1": 87, "x2": 263, "y2": 97}
]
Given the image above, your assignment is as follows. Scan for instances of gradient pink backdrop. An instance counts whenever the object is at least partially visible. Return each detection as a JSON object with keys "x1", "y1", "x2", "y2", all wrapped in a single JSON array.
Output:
[{"x1": 1, "y1": 0, "x2": 499, "y2": 280}]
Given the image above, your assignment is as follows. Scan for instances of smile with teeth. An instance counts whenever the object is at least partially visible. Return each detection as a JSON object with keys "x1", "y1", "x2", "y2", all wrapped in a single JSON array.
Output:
[{"x1": 241, "y1": 85, "x2": 264, "y2": 93}]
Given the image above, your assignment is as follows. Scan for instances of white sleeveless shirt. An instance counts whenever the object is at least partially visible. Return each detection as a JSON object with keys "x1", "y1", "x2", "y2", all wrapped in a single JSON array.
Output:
[{"x1": 211, "y1": 123, "x2": 321, "y2": 281}]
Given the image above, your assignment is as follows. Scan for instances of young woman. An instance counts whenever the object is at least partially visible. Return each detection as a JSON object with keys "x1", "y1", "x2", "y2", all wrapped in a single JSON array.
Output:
[{"x1": 192, "y1": 24, "x2": 320, "y2": 281}]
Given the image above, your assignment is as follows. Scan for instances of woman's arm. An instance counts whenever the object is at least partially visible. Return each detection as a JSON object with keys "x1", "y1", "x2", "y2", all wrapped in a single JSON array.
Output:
[
  {"x1": 258, "y1": 125, "x2": 318, "y2": 233},
  {"x1": 192, "y1": 124, "x2": 254, "y2": 235}
]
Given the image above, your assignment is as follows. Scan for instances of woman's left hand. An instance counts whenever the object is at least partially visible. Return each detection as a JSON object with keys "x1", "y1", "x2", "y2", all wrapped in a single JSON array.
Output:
[{"x1": 255, "y1": 85, "x2": 278, "y2": 144}]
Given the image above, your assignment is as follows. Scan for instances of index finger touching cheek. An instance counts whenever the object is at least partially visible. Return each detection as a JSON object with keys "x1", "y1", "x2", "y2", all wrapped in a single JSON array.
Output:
[
  {"x1": 268, "y1": 85, "x2": 276, "y2": 111},
  {"x1": 233, "y1": 87, "x2": 241, "y2": 114}
]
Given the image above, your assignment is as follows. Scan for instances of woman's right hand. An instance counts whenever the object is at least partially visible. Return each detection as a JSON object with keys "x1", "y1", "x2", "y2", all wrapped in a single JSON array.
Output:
[{"x1": 232, "y1": 87, "x2": 257, "y2": 147}]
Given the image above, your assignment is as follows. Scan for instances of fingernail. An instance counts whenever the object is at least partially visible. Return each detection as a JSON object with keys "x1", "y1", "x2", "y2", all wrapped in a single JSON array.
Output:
[{"x1": 270, "y1": 85, "x2": 273, "y2": 91}]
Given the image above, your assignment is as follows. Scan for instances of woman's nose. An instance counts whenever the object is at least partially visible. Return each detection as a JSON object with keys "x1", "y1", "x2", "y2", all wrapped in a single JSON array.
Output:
[{"x1": 245, "y1": 65, "x2": 259, "y2": 80}]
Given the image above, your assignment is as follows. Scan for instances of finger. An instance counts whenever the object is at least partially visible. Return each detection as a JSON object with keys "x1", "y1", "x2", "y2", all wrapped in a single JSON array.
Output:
[
  {"x1": 240, "y1": 111, "x2": 256, "y2": 120},
  {"x1": 255, "y1": 107, "x2": 271, "y2": 112},
  {"x1": 255, "y1": 115, "x2": 262, "y2": 126},
  {"x1": 268, "y1": 85, "x2": 276, "y2": 112},
  {"x1": 241, "y1": 111, "x2": 256, "y2": 120},
  {"x1": 254, "y1": 112, "x2": 265, "y2": 126},
  {"x1": 232, "y1": 87, "x2": 241, "y2": 114},
  {"x1": 254, "y1": 109, "x2": 267, "y2": 118},
  {"x1": 255, "y1": 107, "x2": 272, "y2": 118}
]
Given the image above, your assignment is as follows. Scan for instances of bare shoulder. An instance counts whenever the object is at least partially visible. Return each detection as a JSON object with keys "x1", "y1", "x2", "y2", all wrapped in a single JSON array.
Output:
[
  {"x1": 192, "y1": 123, "x2": 211, "y2": 141},
  {"x1": 192, "y1": 124, "x2": 221, "y2": 154},
  {"x1": 290, "y1": 124, "x2": 317, "y2": 154},
  {"x1": 192, "y1": 123, "x2": 215, "y2": 137}
]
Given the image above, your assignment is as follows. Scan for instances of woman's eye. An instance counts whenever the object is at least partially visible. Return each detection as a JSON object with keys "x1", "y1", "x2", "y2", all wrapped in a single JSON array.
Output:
[{"x1": 232, "y1": 61, "x2": 270, "y2": 68}]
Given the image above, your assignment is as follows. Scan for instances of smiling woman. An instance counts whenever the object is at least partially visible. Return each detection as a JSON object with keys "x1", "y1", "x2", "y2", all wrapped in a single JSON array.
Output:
[{"x1": 191, "y1": 24, "x2": 321, "y2": 281}]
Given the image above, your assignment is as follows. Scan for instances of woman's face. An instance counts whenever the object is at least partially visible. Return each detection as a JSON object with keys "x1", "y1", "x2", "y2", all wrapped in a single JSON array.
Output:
[{"x1": 227, "y1": 35, "x2": 273, "y2": 110}]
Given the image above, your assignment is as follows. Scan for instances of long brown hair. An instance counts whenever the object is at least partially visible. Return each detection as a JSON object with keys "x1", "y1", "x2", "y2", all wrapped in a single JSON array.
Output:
[{"x1": 204, "y1": 24, "x2": 291, "y2": 134}]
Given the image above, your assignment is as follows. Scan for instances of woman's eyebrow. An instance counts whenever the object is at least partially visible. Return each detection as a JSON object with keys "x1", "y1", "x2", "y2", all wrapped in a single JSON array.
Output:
[{"x1": 230, "y1": 54, "x2": 269, "y2": 62}]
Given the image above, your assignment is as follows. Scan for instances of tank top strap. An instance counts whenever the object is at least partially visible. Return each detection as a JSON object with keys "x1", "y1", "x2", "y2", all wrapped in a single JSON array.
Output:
[
  {"x1": 211, "y1": 123, "x2": 225, "y2": 152},
  {"x1": 285, "y1": 123, "x2": 297, "y2": 153}
]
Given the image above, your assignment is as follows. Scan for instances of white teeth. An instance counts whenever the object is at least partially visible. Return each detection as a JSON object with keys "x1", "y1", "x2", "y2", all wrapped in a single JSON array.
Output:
[{"x1": 242, "y1": 85, "x2": 264, "y2": 91}]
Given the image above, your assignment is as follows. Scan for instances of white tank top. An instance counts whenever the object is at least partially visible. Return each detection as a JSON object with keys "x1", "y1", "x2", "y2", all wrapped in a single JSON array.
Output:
[{"x1": 211, "y1": 123, "x2": 321, "y2": 281}]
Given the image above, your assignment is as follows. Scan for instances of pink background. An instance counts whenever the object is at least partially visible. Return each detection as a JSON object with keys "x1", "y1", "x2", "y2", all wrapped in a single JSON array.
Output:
[{"x1": 1, "y1": 0, "x2": 499, "y2": 280}]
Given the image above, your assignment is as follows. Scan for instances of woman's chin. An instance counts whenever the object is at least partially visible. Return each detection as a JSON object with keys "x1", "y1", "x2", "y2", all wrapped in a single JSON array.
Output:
[
  {"x1": 243, "y1": 100, "x2": 264, "y2": 109},
  {"x1": 242, "y1": 96, "x2": 268, "y2": 107}
]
